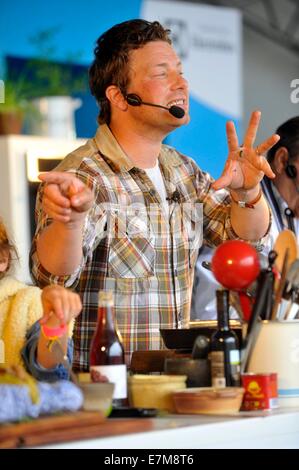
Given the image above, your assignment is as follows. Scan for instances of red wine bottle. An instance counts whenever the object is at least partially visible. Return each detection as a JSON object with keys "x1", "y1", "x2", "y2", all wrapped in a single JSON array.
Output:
[
  {"x1": 89, "y1": 291, "x2": 128, "y2": 407},
  {"x1": 209, "y1": 289, "x2": 241, "y2": 387}
]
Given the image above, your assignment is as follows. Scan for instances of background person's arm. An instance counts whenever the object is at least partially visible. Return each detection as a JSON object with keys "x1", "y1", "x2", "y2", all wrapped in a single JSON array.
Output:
[{"x1": 37, "y1": 284, "x2": 82, "y2": 369}]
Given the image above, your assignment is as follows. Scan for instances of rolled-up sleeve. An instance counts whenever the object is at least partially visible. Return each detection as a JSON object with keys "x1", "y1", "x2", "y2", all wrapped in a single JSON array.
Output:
[
  {"x1": 30, "y1": 168, "x2": 106, "y2": 289},
  {"x1": 194, "y1": 165, "x2": 271, "y2": 250},
  {"x1": 21, "y1": 322, "x2": 74, "y2": 382}
]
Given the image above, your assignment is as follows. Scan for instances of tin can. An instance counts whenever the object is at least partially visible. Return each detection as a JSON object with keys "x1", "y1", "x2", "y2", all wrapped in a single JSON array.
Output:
[{"x1": 241, "y1": 373, "x2": 278, "y2": 410}]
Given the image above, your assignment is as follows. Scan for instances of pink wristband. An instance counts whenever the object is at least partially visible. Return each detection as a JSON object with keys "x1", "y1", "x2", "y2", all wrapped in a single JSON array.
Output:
[{"x1": 41, "y1": 323, "x2": 67, "y2": 340}]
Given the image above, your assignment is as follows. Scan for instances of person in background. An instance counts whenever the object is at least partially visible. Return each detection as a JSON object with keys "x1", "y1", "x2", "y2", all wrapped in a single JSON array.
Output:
[
  {"x1": 191, "y1": 116, "x2": 299, "y2": 320},
  {"x1": 261, "y1": 116, "x2": 299, "y2": 244},
  {"x1": 0, "y1": 218, "x2": 82, "y2": 381},
  {"x1": 30, "y1": 19, "x2": 279, "y2": 369}
]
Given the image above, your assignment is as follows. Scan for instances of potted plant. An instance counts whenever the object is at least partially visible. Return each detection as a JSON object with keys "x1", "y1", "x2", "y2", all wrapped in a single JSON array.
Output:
[
  {"x1": 0, "y1": 78, "x2": 31, "y2": 135},
  {"x1": 3, "y1": 28, "x2": 88, "y2": 138}
]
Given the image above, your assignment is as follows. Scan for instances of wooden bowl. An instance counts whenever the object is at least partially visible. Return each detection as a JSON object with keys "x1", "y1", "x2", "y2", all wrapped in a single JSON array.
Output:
[{"x1": 173, "y1": 387, "x2": 244, "y2": 415}]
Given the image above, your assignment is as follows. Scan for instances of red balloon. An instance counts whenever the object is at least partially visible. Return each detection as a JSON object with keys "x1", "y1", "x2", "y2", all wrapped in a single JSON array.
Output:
[{"x1": 211, "y1": 240, "x2": 260, "y2": 290}]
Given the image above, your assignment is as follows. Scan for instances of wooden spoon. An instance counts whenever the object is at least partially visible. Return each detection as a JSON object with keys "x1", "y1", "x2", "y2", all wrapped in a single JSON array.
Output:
[{"x1": 273, "y1": 229, "x2": 298, "y2": 274}]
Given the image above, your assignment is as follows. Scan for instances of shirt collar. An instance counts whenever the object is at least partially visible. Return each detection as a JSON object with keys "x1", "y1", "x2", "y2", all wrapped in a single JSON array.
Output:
[
  {"x1": 270, "y1": 180, "x2": 288, "y2": 210},
  {"x1": 93, "y1": 124, "x2": 183, "y2": 173},
  {"x1": 93, "y1": 124, "x2": 134, "y2": 172}
]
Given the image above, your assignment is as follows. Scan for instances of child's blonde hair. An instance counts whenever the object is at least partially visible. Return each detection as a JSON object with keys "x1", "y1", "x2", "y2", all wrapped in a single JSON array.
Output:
[{"x1": 0, "y1": 219, "x2": 18, "y2": 279}]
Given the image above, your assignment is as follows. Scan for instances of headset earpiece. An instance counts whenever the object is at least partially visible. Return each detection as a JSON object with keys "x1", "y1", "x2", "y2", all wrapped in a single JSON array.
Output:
[
  {"x1": 285, "y1": 163, "x2": 297, "y2": 179},
  {"x1": 126, "y1": 94, "x2": 142, "y2": 106}
]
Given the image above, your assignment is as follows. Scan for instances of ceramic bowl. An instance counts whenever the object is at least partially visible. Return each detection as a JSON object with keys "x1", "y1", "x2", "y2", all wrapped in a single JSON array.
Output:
[
  {"x1": 173, "y1": 387, "x2": 244, "y2": 415},
  {"x1": 129, "y1": 374, "x2": 187, "y2": 412},
  {"x1": 79, "y1": 381, "x2": 114, "y2": 415}
]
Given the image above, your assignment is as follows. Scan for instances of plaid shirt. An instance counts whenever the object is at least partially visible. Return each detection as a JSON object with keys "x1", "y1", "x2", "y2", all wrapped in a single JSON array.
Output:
[{"x1": 31, "y1": 124, "x2": 242, "y2": 370}]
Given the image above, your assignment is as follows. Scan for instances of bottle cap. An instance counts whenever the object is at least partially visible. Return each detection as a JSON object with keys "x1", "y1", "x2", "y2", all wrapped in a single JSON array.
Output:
[{"x1": 98, "y1": 290, "x2": 114, "y2": 306}]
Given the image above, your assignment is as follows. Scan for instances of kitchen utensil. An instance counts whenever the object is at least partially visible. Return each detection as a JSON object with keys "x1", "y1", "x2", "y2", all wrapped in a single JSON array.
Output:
[
  {"x1": 263, "y1": 251, "x2": 277, "y2": 320},
  {"x1": 254, "y1": 250, "x2": 277, "y2": 321},
  {"x1": 284, "y1": 301, "x2": 299, "y2": 320},
  {"x1": 273, "y1": 229, "x2": 298, "y2": 274},
  {"x1": 283, "y1": 259, "x2": 299, "y2": 297},
  {"x1": 271, "y1": 248, "x2": 289, "y2": 320},
  {"x1": 160, "y1": 320, "x2": 243, "y2": 350},
  {"x1": 280, "y1": 259, "x2": 299, "y2": 320},
  {"x1": 241, "y1": 272, "x2": 271, "y2": 373}
]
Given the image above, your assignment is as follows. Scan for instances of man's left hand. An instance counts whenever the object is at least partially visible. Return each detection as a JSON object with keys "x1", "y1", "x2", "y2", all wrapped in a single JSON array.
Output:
[{"x1": 212, "y1": 110, "x2": 280, "y2": 192}]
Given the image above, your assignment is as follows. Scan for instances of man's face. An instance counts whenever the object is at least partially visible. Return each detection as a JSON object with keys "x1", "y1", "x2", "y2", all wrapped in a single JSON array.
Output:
[{"x1": 126, "y1": 41, "x2": 190, "y2": 132}]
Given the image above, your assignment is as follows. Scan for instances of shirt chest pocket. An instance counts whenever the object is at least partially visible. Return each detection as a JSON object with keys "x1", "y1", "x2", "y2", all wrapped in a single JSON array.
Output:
[{"x1": 107, "y1": 209, "x2": 156, "y2": 279}]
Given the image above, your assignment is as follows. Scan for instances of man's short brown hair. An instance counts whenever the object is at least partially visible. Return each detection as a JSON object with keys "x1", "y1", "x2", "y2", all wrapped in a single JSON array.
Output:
[{"x1": 89, "y1": 19, "x2": 172, "y2": 125}]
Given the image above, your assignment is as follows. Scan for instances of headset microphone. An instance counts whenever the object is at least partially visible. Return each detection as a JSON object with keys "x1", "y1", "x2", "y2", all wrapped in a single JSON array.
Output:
[
  {"x1": 166, "y1": 189, "x2": 181, "y2": 203},
  {"x1": 126, "y1": 93, "x2": 185, "y2": 119}
]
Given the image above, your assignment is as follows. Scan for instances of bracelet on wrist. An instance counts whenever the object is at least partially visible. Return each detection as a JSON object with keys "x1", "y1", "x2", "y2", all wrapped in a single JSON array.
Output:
[
  {"x1": 41, "y1": 323, "x2": 67, "y2": 341},
  {"x1": 230, "y1": 188, "x2": 262, "y2": 209}
]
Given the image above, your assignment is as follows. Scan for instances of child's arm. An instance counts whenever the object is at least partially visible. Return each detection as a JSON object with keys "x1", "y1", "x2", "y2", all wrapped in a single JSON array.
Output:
[{"x1": 37, "y1": 285, "x2": 82, "y2": 369}]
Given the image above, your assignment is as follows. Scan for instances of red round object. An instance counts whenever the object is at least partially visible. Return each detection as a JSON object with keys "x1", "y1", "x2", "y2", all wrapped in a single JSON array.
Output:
[{"x1": 211, "y1": 240, "x2": 260, "y2": 290}]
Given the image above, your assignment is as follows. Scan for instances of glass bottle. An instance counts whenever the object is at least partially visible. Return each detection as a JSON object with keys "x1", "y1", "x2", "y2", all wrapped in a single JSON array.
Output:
[
  {"x1": 89, "y1": 290, "x2": 127, "y2": 407},
  {"x1": 209, "y1": 289, "x2": 241, "y2": 387}
]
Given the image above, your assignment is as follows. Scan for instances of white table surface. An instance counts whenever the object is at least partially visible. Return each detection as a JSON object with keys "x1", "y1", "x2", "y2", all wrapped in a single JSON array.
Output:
[{"x1": 38, "y1": 407, "x2": 299, "y2": 449}]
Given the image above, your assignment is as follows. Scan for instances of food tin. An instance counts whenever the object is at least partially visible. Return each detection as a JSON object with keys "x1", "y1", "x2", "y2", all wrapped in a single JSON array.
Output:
[{"x1": 241, "y1": 373, "x2": 278, "y2": 410}]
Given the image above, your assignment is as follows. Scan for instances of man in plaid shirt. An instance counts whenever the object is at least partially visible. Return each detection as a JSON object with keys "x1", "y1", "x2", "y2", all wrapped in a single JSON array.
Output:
[{"x1": 30, "y1": 19, "x2": 279, "y2": 370}]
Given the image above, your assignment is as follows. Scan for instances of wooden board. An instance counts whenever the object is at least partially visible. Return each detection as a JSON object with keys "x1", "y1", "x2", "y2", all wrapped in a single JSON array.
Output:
[
  {"x1": 274, "y1": 229, "x2": 298, "y2": 274},
  {"x1": 0, "y1": 411, "x2": 153, "y2": 448}
]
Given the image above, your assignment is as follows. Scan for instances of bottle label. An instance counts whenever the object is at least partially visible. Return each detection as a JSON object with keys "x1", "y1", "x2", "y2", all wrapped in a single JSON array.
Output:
[
  {"x1": 210, "y1": 351, "x2": 226, "y2": 388},
  {"x1": 90, "y1": 365, "x2": 127, "y2": 399},
  {"x1": 229, "y1": 349, "x2": 241, "y2": 384}
]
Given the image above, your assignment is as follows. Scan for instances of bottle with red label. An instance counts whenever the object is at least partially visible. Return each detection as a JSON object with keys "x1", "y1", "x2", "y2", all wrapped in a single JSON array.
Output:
[
  {"x1": 89, "y1": 290, "x2": 128, "y2": 407},
  {"x1": 209, "y1": 289, "x2": 241, "y2": 387}
]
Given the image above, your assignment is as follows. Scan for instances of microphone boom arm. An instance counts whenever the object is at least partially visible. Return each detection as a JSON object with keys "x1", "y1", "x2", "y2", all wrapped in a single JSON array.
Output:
[{"x1": 126, "y1": 93, "x2": 185, "y2": 119}]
